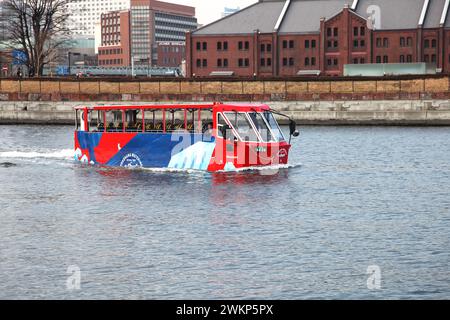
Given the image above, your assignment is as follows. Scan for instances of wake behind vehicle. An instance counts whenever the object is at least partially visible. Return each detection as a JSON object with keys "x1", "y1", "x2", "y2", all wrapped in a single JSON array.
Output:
[{"x1": 74, "y1": 102, "x2": 299, "y2": 172}]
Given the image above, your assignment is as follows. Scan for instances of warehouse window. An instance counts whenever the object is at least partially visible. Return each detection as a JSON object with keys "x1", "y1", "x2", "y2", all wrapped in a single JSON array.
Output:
[
  {"x1": 407, "y1": 37, "x2": 413, "y2": 47},
  {"x1": 376, "y1": 38, "x2": 382, "y2": 47}
]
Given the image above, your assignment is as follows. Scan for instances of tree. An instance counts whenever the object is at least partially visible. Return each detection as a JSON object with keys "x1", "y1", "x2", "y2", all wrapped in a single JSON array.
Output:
[{"x1": 2, "y1": 0, "x2": 72, "y2": 77}]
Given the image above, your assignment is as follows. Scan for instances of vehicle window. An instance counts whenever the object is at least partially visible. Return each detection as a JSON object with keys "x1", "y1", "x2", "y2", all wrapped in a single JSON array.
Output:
[
  {"x1": 75, "y1": 110, "x2": 79, "y2": 130},
  {"x1": 224, "y1": 112, "x2": 259, "y2": 142},
  {"x1": 193, "y1": 109, "x2": 211, "y2": 134},
  {"x1": 88, "y1": 110, "x2": 101, "y2": 132},
  {"x1": 106, "y1": 110, "x2": 123, "y2": 132},
  {"x1": 144, "y1": 109, "x2": 161, "y2": 132},
  {"x1": 125, "y1": 109, "x2": 142, "y2": 132},
  {"x1": 248, "y1": 112, "x2": 275, "y2": 142},
  {"x1": 217, "y1": 113, "x2": 227, "y2": 138},
  {"x1": 167, "y1": 109, "x2": 186, "y2": 132},
  {"x1": 263, "y1": 111, "x2": 286, "y2": 142}
]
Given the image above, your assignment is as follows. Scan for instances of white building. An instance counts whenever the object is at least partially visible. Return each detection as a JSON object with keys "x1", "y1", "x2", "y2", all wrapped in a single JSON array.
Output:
[{"x1": 68, "y1": 0, "x2": 130, "y2": 36}]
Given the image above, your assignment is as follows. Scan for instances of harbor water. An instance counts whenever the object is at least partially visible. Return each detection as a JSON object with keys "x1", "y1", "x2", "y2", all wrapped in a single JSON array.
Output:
[{"x1": 0, "y1": 125, "x2": 449, "y2": 299}]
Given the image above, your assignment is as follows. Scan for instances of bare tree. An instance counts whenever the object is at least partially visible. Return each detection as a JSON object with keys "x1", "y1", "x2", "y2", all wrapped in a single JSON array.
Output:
[{"x1": 2, "y1": 0, "x2": 72, "y2": 77}]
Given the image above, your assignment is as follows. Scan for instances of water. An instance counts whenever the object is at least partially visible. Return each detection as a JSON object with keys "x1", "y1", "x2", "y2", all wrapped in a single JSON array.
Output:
[{"x1": 0, "y1": 125, "x2": 449, "y2": 299}]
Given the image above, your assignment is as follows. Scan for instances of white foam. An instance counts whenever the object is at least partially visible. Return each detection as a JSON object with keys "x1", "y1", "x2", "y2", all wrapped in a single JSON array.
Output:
[
  {"x1": 139, "y1": 163, "x2": 301, "y2": 174},
  {"x1": 0, "y1": 149, "x2": 74, "y2": 160},
  {"x1": 140, "y1": 167, "x2": 205, "y2": 174},
  {"x1": 220, "y1": 163, "x2": 302, "y2": 173}
]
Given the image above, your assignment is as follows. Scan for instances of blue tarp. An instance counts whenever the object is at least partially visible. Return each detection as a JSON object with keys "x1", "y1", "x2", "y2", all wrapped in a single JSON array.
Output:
[{"x1": 12, "y1": 50, "x2": 27, "y2": 65}]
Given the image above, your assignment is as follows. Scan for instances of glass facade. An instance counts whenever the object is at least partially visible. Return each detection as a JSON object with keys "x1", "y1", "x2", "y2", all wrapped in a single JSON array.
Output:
[
  {"x1": 131, "y1": 5, "x2": 151, "y2": 65},
  {"x1": 154, "y1": 12, "x2": 197, "y2": 42},
  {"x1": 130, "y1": 5, "x2": 197, "y2": 66}
]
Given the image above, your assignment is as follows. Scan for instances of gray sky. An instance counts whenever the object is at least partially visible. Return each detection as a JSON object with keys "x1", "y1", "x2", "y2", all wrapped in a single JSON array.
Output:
[{"x1": 167, "y1": 0, "x2": 257, "y2": 25}]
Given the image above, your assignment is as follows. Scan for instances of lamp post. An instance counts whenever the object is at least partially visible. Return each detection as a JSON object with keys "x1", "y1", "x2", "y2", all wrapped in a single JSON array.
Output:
[{"x1": 68, "y1": 51, "x2": 71, "y2": 76}]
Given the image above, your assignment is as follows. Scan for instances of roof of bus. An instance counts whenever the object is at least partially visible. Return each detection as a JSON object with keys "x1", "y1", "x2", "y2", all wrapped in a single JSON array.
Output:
[{"x1": 74, "y1": 103, "x2": 272, "y2": 112}]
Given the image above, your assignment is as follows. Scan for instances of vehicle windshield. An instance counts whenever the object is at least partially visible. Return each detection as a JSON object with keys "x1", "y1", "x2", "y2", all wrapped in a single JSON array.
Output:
[
  {"x1": 224, "y1": 112, "x2": 259, "y2": 142},
  {"x1": 263, "y1": 111, "x2": 285, "y2": 142},
  {"x1": 248, "y1": 112, "x2": 276, "y2": 142}
]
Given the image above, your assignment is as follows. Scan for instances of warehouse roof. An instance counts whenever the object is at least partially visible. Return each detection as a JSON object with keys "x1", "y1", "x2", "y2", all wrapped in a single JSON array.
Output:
[
  {"x1": 192, "y1": 0, "x2": 450, "y2": 36},
  {"x1": 193, "y1": 0, "x2": 286, "y2": 35},
  {"x1": 278, "y1": 0, "x2": 351, "y2": 33}
]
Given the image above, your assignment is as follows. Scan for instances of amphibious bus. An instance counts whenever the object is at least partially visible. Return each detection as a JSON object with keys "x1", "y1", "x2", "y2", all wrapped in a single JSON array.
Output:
[{"x1": 74, "y1": 102, "x2": 299, "y2": 171}]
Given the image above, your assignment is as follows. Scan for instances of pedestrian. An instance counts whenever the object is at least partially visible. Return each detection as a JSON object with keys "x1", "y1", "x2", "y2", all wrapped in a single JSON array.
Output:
[{"x1": 17, "y1": 68, "x2": 23, "y2": 78}]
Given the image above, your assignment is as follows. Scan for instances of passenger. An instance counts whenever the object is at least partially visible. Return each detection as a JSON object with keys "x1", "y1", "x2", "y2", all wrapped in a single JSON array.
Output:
[{"x1": 203, "y1": 122, "x2": 213, "y2": 141}]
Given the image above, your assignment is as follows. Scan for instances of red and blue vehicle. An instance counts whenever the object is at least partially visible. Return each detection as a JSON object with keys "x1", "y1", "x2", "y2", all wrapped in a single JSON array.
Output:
[{"x1": 74, "y1": 102, "x2": 299, "y2": 171}]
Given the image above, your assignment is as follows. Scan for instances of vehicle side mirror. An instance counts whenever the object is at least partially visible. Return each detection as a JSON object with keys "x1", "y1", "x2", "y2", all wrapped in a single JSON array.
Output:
[
  {"x1": 293, "y1": 130, "x2": 300, "y2": 137},
  {"x1": 289, "y1": 119, "x2": 297, "y2": 136}
]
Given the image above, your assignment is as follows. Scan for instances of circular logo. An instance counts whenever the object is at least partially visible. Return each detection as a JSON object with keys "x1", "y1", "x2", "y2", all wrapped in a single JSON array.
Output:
[
  {"x1": 278, "y1": 148, "x2": 288, "y2": 158},
  {"x1": 120, "y1": 153, "x2": 143, "y2": 168}
]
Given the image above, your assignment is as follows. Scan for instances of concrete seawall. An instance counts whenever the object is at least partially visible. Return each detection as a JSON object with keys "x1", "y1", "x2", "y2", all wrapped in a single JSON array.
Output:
[
  {"x1": 2, "y1": 100, "x2": 450, "y2": 125},
  {"x1": 0, "y1": 76, "x2": 449, "y2": 101},
  {"x1": 1, "y1": 76, "x2": 450, "y2": 125}
]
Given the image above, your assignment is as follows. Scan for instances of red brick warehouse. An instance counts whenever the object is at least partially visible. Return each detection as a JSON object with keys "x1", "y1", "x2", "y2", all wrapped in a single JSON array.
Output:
[{"x1": 186, "y1": 0, "x2": 450, "y2": 77}]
